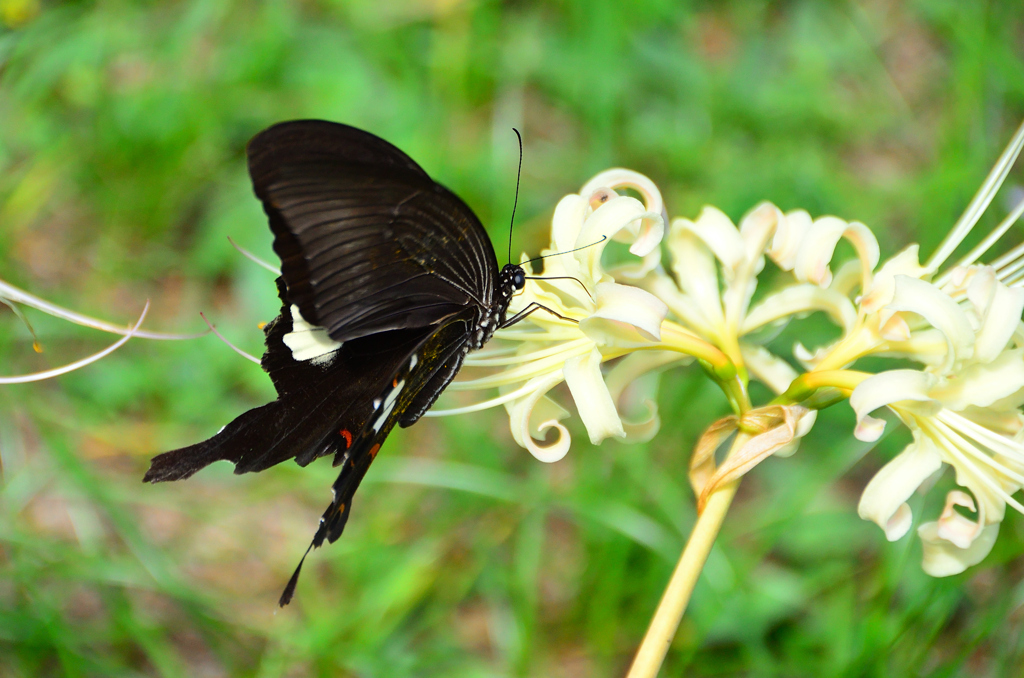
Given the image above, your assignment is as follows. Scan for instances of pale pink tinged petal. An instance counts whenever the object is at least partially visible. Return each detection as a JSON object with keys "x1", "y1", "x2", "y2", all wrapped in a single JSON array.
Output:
[
  {"x1": 768, "y1": 209, "x2": 812, "y2": 271},
  {"x1": 579, "y1": 169, "x2": 665, "y2": 217},
  {"x1": 737, "y1": 202, "x2": 782, "y2": 272},
  {"x1": 685, "y1": 206, "x2": 746, "y2": 275},
  {"x1": 935, "y1": 490, "x2": 984, "y2": 549},
  {"x1": 667, "y1": 222, "x2": 725, "y2": 328},
  {"x1": 931, "y1": 349, "x2": 1024, "y2": 411},
  {"x1": 918, "y1": 521, "x2": 999, "y2": 576},
  {"x1": 859, "y1": 245, "x2": 927, "y2": 314},
  {"x1": 741, "y1": 284, "x2": 857, "y2": 335},
  {"x1": 888, "y1": 275, "x2": 975, "y2": 369},
  {"x1": 689, "y1": 415, "x2": 739, "y2": 496},
  {"x1": 793, "y1": 216, "x2": 849, "y2": 286},
  {"x1": 879, "y1": 314, "x2": 911, "y2": 342},
  {"x1": 740, "y1": 343, "x2": 798, "y2": 395},
  {"x1": 505, "y1": 372, "x2": 572, "y2": 462},
  {"x1": 850, "y1": 370, "x2": 939, "y2": 441},
  {"x1": 564, "y1": 347, "x2": 625, "y2": 444},
  {"x1": 969, "y1": 273, "x2": 1024, "y2": 363},
  {"x1": 0, "y1": 301, "x2": 150, "y2": 384},
  {"x1": 580, "y1": 282, "x2": 667, "y2": 343},
  {"x1": 858, "y1": 437, "x2": 943, "y2": 541}
]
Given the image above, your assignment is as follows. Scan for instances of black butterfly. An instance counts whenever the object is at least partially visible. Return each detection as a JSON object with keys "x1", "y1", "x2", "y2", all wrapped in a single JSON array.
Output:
[{"x1": 144, "y1": 120, "x2": 538, "y2": 605}]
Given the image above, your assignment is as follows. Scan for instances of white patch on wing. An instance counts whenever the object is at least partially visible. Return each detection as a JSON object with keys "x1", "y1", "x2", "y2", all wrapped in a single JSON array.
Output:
[
  {"x1": 283, "y1": 304, "x2": 343, "y2": 363},
  {"x1": 372, "y1": 379, "x2": 405, "y2": 432}
]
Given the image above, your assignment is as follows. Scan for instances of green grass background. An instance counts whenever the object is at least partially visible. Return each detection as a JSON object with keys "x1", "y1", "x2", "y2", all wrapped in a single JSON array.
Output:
[{"x1": 2, "y1": 0, "x2": 1024, "y2": 676}]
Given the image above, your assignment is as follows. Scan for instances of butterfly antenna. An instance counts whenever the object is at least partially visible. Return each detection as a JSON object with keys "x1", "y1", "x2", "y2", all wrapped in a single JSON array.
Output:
[
  {"x1": 522, "y1": 235, "x2": 608, "y2": 266},
  {"x1": 525, "y1": 275, "x2": 595, "y2": 301},
  {"x1": 508, "y1": 128, "x2": 523, "y2": 265}
]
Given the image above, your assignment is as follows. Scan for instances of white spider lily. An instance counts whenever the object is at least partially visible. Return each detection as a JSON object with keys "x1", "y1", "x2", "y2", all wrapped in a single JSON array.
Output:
[
  {"x1": 428, "y1": 170, "x2": 726, "y2": 462},
  {"x1": 838, "y1": 120, "x2": 1024, "y2": 575}
]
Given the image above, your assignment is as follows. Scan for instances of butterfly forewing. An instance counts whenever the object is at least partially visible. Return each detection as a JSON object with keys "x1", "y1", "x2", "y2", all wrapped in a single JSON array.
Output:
[{"x1": 247, "y1": 121, "x2": 498, "y2": 343}]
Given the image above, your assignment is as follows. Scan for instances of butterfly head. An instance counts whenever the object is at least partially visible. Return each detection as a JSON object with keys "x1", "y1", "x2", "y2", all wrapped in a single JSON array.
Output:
[{"x1": 499, "y1": 263, "x2": 526, "y2": 298}]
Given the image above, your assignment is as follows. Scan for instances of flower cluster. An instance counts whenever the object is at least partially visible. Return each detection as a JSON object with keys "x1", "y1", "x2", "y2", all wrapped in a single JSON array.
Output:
[{"x1": 444, "y1": 121, "x2": 1024, "y2": 577}]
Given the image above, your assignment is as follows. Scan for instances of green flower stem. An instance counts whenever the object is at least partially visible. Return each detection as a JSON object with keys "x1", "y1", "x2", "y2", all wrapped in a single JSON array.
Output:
[{"x1": 625, "y1": 432, "x2": 751, "y2": 678}]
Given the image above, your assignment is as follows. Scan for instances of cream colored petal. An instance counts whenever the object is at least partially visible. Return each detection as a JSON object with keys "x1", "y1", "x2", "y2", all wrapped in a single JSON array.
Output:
[
  {"x1": 918, "y1": 520, "x2": 999, "y2": 577},
  {"x1": 888, "y1": 275, "x2": 975, "y2": 369},
  {"x1": 667, "y1": 222, "x2": 725, "y2": 329},
  {"x1": 579, "y1": 168, "x2": 664, "y2": 218},
  {"x1": 550, "y1": 194, "x2": 589, "y2": 257},
  {"x1": 859, "y1": 245, "x2": 927, "y2": 314},
  {"x1": 768, "y1": 209, "x2": 812, "y2": 272},
  {"x1": 858, "y1": 436, "x2": 943, "y2": 541},
  {"x1": 935, "y1": 490, "x2": 984, "y2": 549},
  {"x1": 576, "y1": 196, "x2": 662, "y2": 281},
  {"x1": 740, "y1": 343, "x2": 798, "y2": 395},
  {"x1": 793, "y1": 216, "x2": 849, "y2": 286},
  {"x1": 849, "y1": 370, "x2": 939, "y2": 441},
  {"x1": 775, "y1": 409, "x2": 818, "y2": 458},
  {"x1": 741, "y1": 284, "x2": 857, "y2": 336},
  {"x1": 930, "y1": 349, "x2": 1024, "y2": 411},
  {"x1": 564, "y1": 347, "x2": 625, "y2": 444},
  {"x1": 505, "y1": 372, "x2": 573, "y2": 463},
  {"x1": 646, "y1": 275, "x2": 716, "y2": 337},
  {"x1": 737, "y1": 202, "x2": 782, "y2": 273},
  {"x1": 684, "y1": 206, "x2": 746, "y2": 276},
  {"x1": 968, "y1": 270, "x2": 1024, "y2": 363},
  {"x1": 579, "y1": 282, "x2": 667, "y2": 344}
]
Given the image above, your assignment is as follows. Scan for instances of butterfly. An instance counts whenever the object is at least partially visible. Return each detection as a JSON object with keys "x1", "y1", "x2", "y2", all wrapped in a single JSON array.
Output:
[{"x1": 144, "y1": 120, "x2": 541, "y2": 605}]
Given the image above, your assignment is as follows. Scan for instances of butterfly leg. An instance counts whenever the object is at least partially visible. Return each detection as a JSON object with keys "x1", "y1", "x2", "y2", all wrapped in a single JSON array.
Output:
[{"x1": 501, "y1": 302, "x2": 578, "y2": 328}]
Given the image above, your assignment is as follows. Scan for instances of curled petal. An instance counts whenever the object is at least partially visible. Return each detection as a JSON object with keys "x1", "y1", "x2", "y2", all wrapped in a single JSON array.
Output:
[
  {"x1": 576, "y1": 197, "x2": 663, "y2": 281},
  {"x1": 793, "y1": 216, "x2": 852, "y2": 286},
  {"x1": 768, "y1": 209, "x2": 812, "y2": 271},
  {"x1": 579, "y1": 169, "x2": 665, "y2": 217},
  {"x1": 737, "y1": 202, "x2": 782, "y2": 272},
  {"x1": 564, "y1": 347, "x2": 625, "y2": 444},
  {"x1": 580, "y1": 282, "x2": 667, "y2": 344},
  {"x1": 505, "y1": 372, "x2": 572, "y2": 462},
  {"x1": 741, "y1": 284, "x2": 857, "y2": 336},
  {"x1": 967, "y1": 269, "x2": 1024, "y2": 363},
  {"x1": 689, "y1": 415, "x2": 738, "y2": 497},
  {"x1": 605, "y1": 351, "x2": 684, "y2": 443},
  {"x1": 850, "y1": 370, "x2": 939, "y2": 441},
  {"x1": 918, "y1": 520, "x2": 999, "y2": 577},
  {"x1": 857, "y1": 436, "x2": 943, "y2": 541},
  {"x1": 888, "y1": 275, "x2": 975, "y2": 370},
  {"x1": 936, "y1": 490, "x2": 985, "y2": 549},
  {"x1": 930, "y1": 349, "x2": 1024, "y2": 411},
  {"x1": 859, "y1": 245, "x2": 927, "y2": 315},
  {"x1": 682, "y1": 206, "x2": 746, "y2": 277}
]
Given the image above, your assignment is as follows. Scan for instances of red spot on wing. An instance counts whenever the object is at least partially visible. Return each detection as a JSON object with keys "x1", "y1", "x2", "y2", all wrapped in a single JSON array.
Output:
[
  {"x1": 340, "y1": 429, "x2": 353, "y2": 448},
  {"x1": 392, "y1": 377, "x2": 398, "y2": 387},
  {"x1": 370, "y1": 444, "x2": 381, "y2": 459}
]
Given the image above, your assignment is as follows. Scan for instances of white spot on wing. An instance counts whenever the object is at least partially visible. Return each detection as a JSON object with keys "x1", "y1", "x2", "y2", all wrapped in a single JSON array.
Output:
[
  {"x1": 372, "y1": 379, "x2": 405, "y2": 432},
  {"x1": 283, "y1": 304, "x2": 343, "y2": 362}
]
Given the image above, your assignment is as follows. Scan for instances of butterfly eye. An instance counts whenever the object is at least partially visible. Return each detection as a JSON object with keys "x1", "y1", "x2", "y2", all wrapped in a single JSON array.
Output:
[{"x1": 513, "y1": 269, "x2": 526, "y2": 290}]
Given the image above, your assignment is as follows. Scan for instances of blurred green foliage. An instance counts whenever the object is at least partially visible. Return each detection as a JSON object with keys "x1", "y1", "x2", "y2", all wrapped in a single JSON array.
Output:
[{"x1": 1, "y1": 0, "x2": 1024, "y2": 676}]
